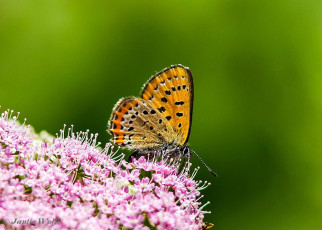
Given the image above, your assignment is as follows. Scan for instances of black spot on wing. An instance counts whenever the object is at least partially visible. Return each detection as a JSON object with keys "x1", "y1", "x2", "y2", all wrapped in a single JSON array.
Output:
[
  {"x1": 158, "y1": 107, "x2": 166, "y2": 113},
  {"x1": 175, "y1": 101, "x2": 185, "y2": 105},
  {"x1": 161, "y1": 97, "x2": 168, "y2": 103}
]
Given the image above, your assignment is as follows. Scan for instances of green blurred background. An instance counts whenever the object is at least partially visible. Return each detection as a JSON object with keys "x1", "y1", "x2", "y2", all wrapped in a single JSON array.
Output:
[{"x1": 1, "y1": 0, "x2": 322, "y2": 229}]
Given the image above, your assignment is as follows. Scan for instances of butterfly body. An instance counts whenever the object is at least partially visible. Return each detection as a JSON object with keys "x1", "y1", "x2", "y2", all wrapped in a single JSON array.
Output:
[
  {"x1": 108, "y1": 65, "x2": 193, "y2": 158},
  {"x1": 130, "y1": 143, "x2": 192, "y2": 159}
]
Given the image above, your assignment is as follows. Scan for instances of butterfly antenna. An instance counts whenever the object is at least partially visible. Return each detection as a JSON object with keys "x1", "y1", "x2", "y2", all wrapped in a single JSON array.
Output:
[{"x1": 191, "y1": 150, "x2": 217, "y2": 177}]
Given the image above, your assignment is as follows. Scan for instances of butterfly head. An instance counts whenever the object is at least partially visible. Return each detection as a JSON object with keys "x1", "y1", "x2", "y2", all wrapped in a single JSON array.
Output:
[{"x1": 181, "y1": 145, "x2": 191, "y2": 157}]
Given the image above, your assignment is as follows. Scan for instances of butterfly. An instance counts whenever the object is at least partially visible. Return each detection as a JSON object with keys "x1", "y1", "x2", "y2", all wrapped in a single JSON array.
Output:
[{"x1": 108, "y1": 65, "x2": 216, "y2": 176}]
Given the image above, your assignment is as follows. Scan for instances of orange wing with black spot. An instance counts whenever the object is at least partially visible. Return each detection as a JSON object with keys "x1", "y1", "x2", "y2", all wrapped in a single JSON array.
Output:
[
  {"x1": 108, "y1": 64, "x2": 194, "y2": 150},
  {"x1": 141, "y1": 65, "x2": 194, "y2": 146},
  {"x1": 108, "y1": 97, "x2": 176, "y2": 150}
]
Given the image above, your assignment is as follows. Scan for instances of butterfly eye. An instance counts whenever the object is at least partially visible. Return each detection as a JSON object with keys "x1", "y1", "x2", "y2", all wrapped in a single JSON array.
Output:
[{"x1": 183, "y1": 147, "x2": 190, "y2": 157}]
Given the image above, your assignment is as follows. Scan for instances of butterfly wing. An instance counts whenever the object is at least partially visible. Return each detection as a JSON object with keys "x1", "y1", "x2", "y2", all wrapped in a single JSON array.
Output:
[
  {"x1": 108, "y1": 97, "x2": 175, "y2": 150},
  {"x1": 141, "y1": 65, "x2": 194, "y2": 146}
]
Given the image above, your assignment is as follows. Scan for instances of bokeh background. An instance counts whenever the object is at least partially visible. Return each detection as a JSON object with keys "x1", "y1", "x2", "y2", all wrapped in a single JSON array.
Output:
[{"x1": 1, "y1": 0, "x2": 322, "y2": 229}]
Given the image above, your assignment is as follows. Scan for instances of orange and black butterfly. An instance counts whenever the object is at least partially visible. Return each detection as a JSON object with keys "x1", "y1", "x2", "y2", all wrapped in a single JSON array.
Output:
[{"x1": 108, "y1": 65, "x2": 216, "y2": 175}]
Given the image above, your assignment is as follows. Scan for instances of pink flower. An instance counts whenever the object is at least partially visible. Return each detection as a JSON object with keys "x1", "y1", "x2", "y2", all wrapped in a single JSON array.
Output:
[{"x1": 0, "y1": 109, "x2": 212, "y2": 229}]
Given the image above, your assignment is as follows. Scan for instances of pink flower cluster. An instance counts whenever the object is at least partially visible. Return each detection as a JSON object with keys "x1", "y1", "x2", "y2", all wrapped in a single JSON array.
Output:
[{"x1": 0, "y1": 109, "x2": 211, "y2": 230}]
